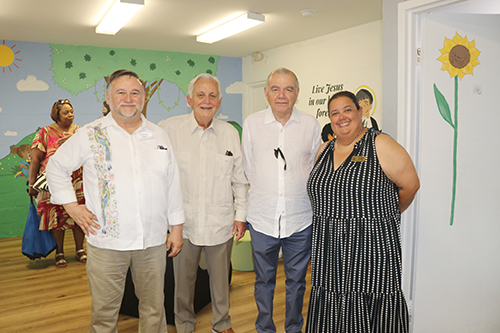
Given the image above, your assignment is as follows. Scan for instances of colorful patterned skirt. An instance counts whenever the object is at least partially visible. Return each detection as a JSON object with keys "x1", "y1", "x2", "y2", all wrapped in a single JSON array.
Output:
[{"x1": 37, "y1": 170, "x2": 85, "y2": 231}]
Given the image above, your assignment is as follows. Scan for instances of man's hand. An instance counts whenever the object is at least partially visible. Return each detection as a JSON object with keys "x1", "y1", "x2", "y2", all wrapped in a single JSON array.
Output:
[
  {"x1": 63, "y1": 202, "x2": 100, "y2": 236},
  {"x1": 233, "y1": 221, "x2": 247, "y2": 241},
  {"x1": 167, "y1": 225, "x2": 183, "y2": 257}
]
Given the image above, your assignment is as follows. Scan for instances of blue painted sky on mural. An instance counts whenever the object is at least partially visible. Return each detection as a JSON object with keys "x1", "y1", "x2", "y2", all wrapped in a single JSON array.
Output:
[{"x1": 0, "y1": 40, "x2": 242, "y2": 157}]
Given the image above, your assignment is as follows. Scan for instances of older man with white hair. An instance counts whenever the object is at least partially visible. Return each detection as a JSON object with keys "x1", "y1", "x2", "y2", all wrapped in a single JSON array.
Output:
[
  {"x1": 242, "y1": 67, "x2": 321, "y2": 333},
  {"x1": 161, "y1": 73, "x2": 248, "y2": 333}
]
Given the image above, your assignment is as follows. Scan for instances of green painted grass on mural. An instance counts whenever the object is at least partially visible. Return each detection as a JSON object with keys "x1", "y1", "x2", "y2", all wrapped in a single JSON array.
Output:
[
  {"x1": 0, "y1": 179, "x2": 30, "y2": 238},
  {"x1": 0, "y1": 133, "x2": 35, "y2": 239}
]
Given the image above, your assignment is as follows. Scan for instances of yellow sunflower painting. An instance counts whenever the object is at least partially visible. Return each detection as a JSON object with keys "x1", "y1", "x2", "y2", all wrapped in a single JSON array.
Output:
[
  {"x1": 437, "y1": 32, "x2": 480, "y2": 79},
  {"x1": 433, "y1": 32, "x2": 480, "y2": 226}
]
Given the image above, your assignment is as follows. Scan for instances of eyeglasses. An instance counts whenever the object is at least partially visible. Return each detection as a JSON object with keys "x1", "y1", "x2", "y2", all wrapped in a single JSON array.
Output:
[
  {"x1": 56, "y1": 99, "x2": 71, "y2": 105},
  {"x1": 274, "y1": 147, "x2": 287, "y2": 171}
]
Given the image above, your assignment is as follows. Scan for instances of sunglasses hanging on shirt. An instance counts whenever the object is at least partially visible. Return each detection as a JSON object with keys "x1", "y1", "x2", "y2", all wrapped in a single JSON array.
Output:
[{"x1": 274, "y1": 147, "x2": 287, "y2": 171}]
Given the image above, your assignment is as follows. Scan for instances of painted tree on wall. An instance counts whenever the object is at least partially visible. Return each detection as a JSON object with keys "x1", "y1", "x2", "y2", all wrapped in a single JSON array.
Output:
[{"x1": 49, "y1": 44, "x2": 219, "y2": 116}]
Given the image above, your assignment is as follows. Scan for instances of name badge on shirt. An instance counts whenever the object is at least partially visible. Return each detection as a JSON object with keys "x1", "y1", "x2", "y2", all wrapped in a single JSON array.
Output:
[
  {"x1": 138, "y1": 132, "x2": 152, "y2": 140},
  {"x1": 351, "y1": 156, "x2": 366, "y2": 162}
]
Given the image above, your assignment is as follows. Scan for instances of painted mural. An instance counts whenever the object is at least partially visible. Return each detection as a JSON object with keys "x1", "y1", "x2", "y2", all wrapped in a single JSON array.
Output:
[
  {"x1": 0, "y1": 40, "x2": 243, "y2": 238},
  {"x1": 433, "y1": 32, "x2": 480, "y2": 226}
]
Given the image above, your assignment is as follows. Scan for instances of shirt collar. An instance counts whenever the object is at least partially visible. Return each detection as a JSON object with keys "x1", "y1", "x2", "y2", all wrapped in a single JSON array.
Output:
[
  {"x1": 264, "y1": 106, "x2": 300, "y2": 125},
  {"x1": 188, "y1": 111, "x2": 218, "y2": 135}
]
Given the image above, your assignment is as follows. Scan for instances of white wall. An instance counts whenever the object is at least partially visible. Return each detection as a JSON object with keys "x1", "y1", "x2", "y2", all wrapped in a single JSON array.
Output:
[
  {"x1": 382, "y1": 0, "x2": 405, "y2": 137},
  {"x1": 242, "y1": 20, "x2": 382, "y2": 132}
]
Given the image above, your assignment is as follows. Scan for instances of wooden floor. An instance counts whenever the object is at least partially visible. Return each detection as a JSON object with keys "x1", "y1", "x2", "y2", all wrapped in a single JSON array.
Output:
[{"x1": 0, "y1": 231, "x2": 311, "y2": 332}]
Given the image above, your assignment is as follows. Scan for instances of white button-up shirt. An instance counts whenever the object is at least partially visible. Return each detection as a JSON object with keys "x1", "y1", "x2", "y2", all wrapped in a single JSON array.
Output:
[
  {"x1": 46, "y1": 114, "x2": 185, "y2": 251},
  {"x1": 161, "y1": 112, "x2": 248, "y2": 246},
  {"x1": 242, "y1": 107, "x2": 321, "y2": 238}
]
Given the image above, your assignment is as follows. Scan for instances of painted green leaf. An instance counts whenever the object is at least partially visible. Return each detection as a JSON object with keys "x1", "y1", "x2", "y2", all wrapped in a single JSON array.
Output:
[
  {"x1": 227, "y1": 120, "x2": 242, "y2": 142},
  {"x1": 433, "y1": 84, "x2": 454, "y2": 128},
  {"x1": 50, "y1": 44, "x2": 219, "y2": 96}
]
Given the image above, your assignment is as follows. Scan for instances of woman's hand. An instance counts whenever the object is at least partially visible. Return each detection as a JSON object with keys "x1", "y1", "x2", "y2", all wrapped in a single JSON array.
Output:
[
  {"x1": 28, "y1": 148, "x2": 45, "y2": 197},
  {"x1": 28, "y1": 186, "x2": 39, "y2": 197},
  {"x1": 376, "y1": 134, "x2": 420, "y2": 213}
]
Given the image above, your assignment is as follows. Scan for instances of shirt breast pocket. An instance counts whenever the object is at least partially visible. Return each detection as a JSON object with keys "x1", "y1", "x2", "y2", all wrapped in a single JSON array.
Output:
[
  {"x1": 216, "y1": 154, "x2": 233, "y2": 179},
  {"x1": 215, "y1": 154, "x2": 233, "y2": 203},
  {"x1": 145, "y1": 146, "x2": 172, "y2": 178}
]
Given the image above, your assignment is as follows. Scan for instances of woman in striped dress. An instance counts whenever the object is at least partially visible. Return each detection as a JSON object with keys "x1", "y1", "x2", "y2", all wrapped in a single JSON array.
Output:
[
  {"x1": 28, "y1": 99, "x2": 86, "y2": 268},
  {"x1": 305, "y1": 91, "x2": 419, "y2": 332}
]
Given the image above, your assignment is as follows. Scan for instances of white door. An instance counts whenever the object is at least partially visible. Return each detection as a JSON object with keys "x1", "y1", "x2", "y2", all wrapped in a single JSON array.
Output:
[
  {"x1": 243, "y1": 81, "x2": 268, "y2": 121},
  {"x1": 399, "y1": 1, "x2": 500, "y2": 332}
]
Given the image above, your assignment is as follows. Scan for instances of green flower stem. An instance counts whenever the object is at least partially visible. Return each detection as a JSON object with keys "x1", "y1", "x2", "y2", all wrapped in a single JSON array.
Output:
[{"x1": 450, "y1": 75, "x2": 458, "y2": 226}]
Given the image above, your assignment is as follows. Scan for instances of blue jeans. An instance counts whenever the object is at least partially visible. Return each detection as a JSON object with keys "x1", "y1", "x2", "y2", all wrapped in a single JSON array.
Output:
[{"x1": 249, "y1": 224, "x2": 312, "y2": 333}]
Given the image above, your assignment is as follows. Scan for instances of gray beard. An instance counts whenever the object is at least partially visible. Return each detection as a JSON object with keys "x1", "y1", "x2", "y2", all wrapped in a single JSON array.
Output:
[{"x1": 118, "y1": 109, "x2": 140, "y2": 118}]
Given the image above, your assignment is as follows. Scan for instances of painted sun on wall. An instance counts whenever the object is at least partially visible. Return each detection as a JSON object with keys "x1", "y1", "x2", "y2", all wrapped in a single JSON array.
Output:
[
  {"x1": 433, "y1": 32, "x2": 481, "y2": 226},
  {"x1": 0, "y1": 40, "x2": 22, "y2": 73}
]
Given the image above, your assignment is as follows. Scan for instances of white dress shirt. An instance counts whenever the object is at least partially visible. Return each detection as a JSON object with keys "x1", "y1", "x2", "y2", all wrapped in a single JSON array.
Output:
[
  {"x1": 161, "y1": 112, "x2": 248, "y2": 246},
  {"x1": 46, "y1": 114, "x2": 185, "y2": 251},
  {"x1": 242, "y1": 107, "x2": 321, "y2": 238}
]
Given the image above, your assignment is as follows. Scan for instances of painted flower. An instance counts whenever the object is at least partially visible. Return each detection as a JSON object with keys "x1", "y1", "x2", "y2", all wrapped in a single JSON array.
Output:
[
  {"x1": 437, "y1": 32, "x2": 480, "y2": 79},
  {"x1": 434, "y1": 32, "x2": 481, "y2": 226}
]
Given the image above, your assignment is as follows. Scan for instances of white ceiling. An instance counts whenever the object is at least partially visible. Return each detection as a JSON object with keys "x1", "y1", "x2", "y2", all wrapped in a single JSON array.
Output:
[{"x1": 0, "y1": 0, "x2": 382, "y2": 58}]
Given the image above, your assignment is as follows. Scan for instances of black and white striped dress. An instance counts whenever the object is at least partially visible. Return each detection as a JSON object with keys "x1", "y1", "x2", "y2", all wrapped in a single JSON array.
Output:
[{"x1": 305, "y1": 130, "x2": 408, "y2": 333}]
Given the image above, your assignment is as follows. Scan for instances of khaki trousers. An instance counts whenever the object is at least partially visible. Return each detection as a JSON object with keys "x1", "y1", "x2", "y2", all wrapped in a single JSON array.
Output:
[
  {"x1": 173, "y1": 238, "x2": 233, "y2": 333},
  {"x1": 87, "y1": 243, "x2": 167, "y2": 333}
]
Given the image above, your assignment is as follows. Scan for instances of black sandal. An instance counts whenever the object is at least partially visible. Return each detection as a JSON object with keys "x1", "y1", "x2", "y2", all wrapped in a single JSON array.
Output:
[
  {"x1": 55, "y1": 253, "x2": 67, "y2": 268},
  {"x1": 75, "y1": 249, "x2": 87, "y2": 263}
]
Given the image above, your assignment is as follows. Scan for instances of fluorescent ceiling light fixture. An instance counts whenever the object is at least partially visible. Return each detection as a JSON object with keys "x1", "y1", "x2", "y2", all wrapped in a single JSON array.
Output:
[
  {"x1": 96, "y1": 0, "x2": 144, "y2": 35},
  {"x1": 197, "y1": 12, "x2": 265, "y2": 44}
]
